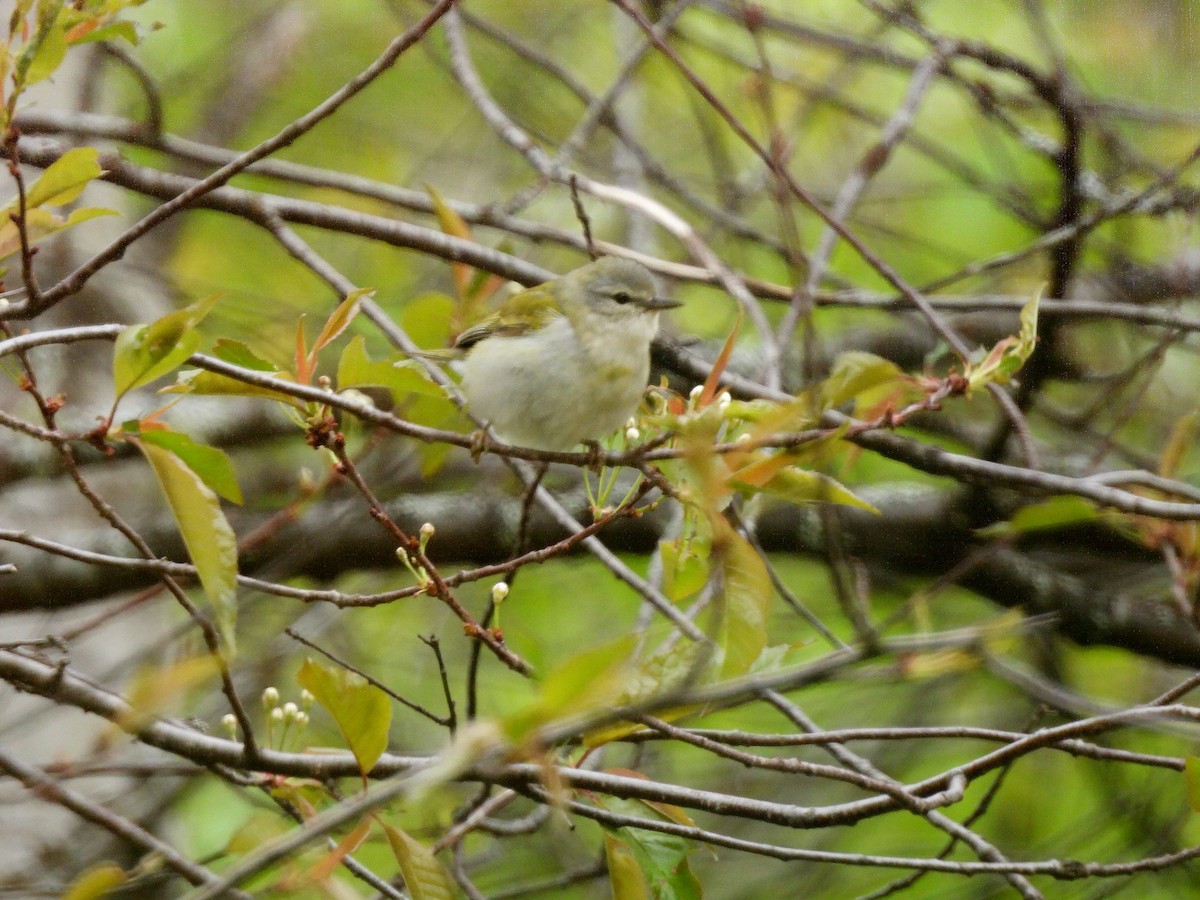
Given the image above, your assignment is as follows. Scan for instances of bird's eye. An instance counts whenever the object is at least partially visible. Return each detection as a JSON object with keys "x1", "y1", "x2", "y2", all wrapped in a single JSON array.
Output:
[{"x1": 612, "y1": 291, "x2": 633, "y2": 305}]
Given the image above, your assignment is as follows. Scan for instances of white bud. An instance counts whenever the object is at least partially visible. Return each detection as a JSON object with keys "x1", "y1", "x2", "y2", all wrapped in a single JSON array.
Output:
[
  {"x1": 689, "y1": 385, "x2": 704, "y2": 401},
  {"x1": 736, "y1": 432, "x2": 752, "y2": 443},
  {"x1": 625, "y1": 426, "x2": 640, "y2": 442},
  {"x1": 491, "y1": 582, "x2": 509, "y2": 604},
  {"x1": 294, "y1": 711, "x2": 309, "y2": 727},
  {"x1": 396, "y1": 546, "x2": 410, "y2": 564},
  {"x1": 420, "y1": 522, "x2": 435, "y2": 540},
  {"x1": 270, "y1": 707, "x2": 284, "y2": 723},
  {"x1": 282, "y1": 701, "x2": 299, "y2": 721},
  {"x1": 717, "y1": 391, "x2": 732, "y2": 409},
  {"x1": 221, "y1": 713, "x2": 237, "y2": 737},
  {"x1": 262, "y1": 687, "x2": 280, "y2": 708},
  {"x1": 300, "y1": 689, "x2": 315, "y2": 709}
]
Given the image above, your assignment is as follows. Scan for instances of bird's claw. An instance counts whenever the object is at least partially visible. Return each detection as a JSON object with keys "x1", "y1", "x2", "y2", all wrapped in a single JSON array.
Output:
[
  {"x1": 469, "y1": 429, "x2": 490, "y2": 463},
  {"x1": 582, "y1": 439, "x2": 606, "y2": 472}
]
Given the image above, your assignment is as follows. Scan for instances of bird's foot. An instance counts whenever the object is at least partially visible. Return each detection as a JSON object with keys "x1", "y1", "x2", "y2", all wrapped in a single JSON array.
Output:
[
  {"x1": 582, "y1": 439, "x2": 607, "y2": 473},
  {"x1": 469, "y1": 429, "x2": 491, "y2": 463}
]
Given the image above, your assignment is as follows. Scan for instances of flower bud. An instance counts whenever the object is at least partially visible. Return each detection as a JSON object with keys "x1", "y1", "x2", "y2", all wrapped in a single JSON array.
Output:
[
  {"x1": 261, "y1": 687, "x2": 280, "y2": 709},
  {"x1": 491, "y1": 582, "x2": 509, "y2": 604},
  {"x1": 221, "y1": 713, "x2": 238, "y2": 738}
]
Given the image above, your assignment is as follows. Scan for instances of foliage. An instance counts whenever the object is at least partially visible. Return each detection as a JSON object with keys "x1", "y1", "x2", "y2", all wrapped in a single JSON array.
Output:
[{"x1": 2, "y1": 1, "x2": 1200, "y2": 898}]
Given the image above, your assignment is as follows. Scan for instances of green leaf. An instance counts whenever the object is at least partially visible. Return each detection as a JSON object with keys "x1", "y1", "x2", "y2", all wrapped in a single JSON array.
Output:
[
  {"x1": 70, "y1": 20, "x2": 139, "y2": 45},
  {"x1": 381, "y1": 822, "x2": 455, "y2": 900},
  {"x1": 606, "y1": 834, "x2": 651, "y2": 900},
  {"x1": 0, "y1": 206, "x2": 115, "y2": 261},
  {"x1": 311, "y1": 287, "x2": 370, "y2": 357},
  {"x1": 426, "y1": 185, "x2": 473, "y2": 299},
  {"x1": 137, "y1": 439, "x2": 239, "y2": 651},
  {"x1": 135, "y1": 429, "x2": 242, "y2": 504},
  {"x1": 113, "y1": 294, "x2": 220, "y2": 398},
  {"x1": 336, "y1": 335, "x2": 445, "y2": 403},
  {"x1": 25, "y1": 146, "x2": 105, "y2": 208},
  {"x1": 977, "y1": 495, "x2": 1100, "y2": 538},
  {"x1": 210, "y1": 337, "x2": 278, "y2": 370},
  {"x1": 735, "y1": 466, "x2": 878, "y2": 512},
  {"x1": 1186, "y1": 757, "x2": 1200, "y2": 813},
  {"x1": 598, "y1": 796, "x2": 703, "y2": 900},
  {"x1": 61, "y1": 862, "x2": 126, "y2": 900},
  {"x1": 659, "y1": 538, "x2": 709, "y2": 602},
  {"x1": 25, "y1": 12, "x2": 66, "y2": 84},
  {"x1": 296, "y1": 658, "x2": 392, "y2": 776},
  {"x1": 165, "y1": 368, "x2": 302, "y2": 406},
  {"x1": 165, "y1": 344, "x2": 302, "y2": 407},
  {"x1": 502, "y1": 635, "x2": 637, "y2": 743},
  {"x1": 400, "y1": 291, "x2": 455, "y2": 350},
  {"x1": 712, "y1": 523, "x2": 771, "y2": 678},
  {"x1": 819, "y1": 351, "x2": 906, "y2": 410},
  {"x1": 966, "y1": 291, "x2": 1040, "y2": 392}
]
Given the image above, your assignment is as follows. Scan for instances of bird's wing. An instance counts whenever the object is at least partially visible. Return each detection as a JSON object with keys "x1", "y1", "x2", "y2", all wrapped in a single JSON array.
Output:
[{"x1": 452, "y1": 286, "x2": 562, "y2": 349}]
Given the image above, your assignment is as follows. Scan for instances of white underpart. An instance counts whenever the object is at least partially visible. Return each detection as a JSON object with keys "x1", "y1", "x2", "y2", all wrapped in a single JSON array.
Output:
[{"x1": 461, "y1": 311, "x2": 658, "y2": 451}]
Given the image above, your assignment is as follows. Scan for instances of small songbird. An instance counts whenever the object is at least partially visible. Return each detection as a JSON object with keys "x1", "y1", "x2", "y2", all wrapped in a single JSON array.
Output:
[{"x1": 455, "y1": 257, "x2": 681, "y2": 451}]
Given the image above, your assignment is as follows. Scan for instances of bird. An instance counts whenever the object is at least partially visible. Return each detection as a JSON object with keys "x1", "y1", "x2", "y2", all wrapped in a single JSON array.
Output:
[{"x1": 454, "y1": 256, "x2": 681, "y2": 451}]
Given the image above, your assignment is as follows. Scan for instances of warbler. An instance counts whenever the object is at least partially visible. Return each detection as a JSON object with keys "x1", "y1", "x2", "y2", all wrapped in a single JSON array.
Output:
[{"x1": 455, "y1": 256, "x2": 681, "y2": 451}]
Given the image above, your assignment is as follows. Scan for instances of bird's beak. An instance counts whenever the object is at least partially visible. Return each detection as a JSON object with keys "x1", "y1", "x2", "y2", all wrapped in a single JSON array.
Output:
[{"x1": 639, "y1": 296, "x2": 683, "y2": 311}]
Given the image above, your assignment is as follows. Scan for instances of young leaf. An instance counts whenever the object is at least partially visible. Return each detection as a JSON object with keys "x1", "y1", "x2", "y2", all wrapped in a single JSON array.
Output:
[
  {"x1": 1186, "y1": 756, "x2": 1200, "y2": 813},
  {"x1": 61, "y1": 863, "x2": 126, "y2": 900},
  {"x1": 598, "y1": 795, "x2": 703, "y2": 900},
  {"x1": 381, "y1": 822, "x2": 455, "y2": 900},
  {"x1": 337, "y1": 335, "x2": 446, "y2": 403},
  {"x1": 136, "y1": 438, "x2": 239, "y2": 651},
  {"x1": 24, "y1": 12, "x2": 65, "y2": 85},
  {"x1": 1160, "y1": 412, "x2": 1198, "y2": 480},
  {"x1": 400, "y1": 291, "x2": 456, "y2": 349},
  {"x1": 659, "y1": 538, "x2": 710, "y2": 602},
  {"x1": 0, "y1": 206, "x2": 115, "y2": 261},
  {"x1": 165, "y1": 338, "x2": 297, "y2": 405},
  {"x1": 210, "y1": 337, "x2": 278, "y2": 371},
  {"x1": 166, "y1": 367, "x2": 302, "y2": 407},
  {"x1": 819, "y1": 351, "x2": 907, "y2": 410},
  {"x1": 736, "y1": 466, "x2": 878, "y2": 513},
  {"x1": 24, "y1": 146, "x2": 106, "y2": 208},
  {"x1": 965, "y1": 291, "x2": 1040, "y2": 392},
  {"x1": 68, "y1": 20, "x2": 139, "y2": 46},
  {"x1": 426, "y1": 184, "x2": 473, "y2": 299},
  {"x1": 699, "y1": 310, "x2": 742, "y2": 408},
  {"x1": 297, "y1": 658, "x2": 392, "y2": 776},
  {"x1": 712, "y1": 521, "x2": 772, "y2": 678},
  {"x1": 135, "y1": 429, "x2": 242, "y2": 504},
  {"x1": 502, "y1": 635, "x2": 637, "y2": 743},
  {"x1": 976, "y1": 495, "x2": 1100, "y2": 539},
  {"x1": 304, "y1": 816, "x2": 373, "y2": 884},
  {"x1": 113, "y1": 294, "x2": 221, "y2": 398},
  {"x1": 118, "y1": 655, "x2": 221, "y2": 730},
  {"x1": 606, "y1": 834, "x2": 651, "y2": 900},
  {"x1": 310, "y1": 287, "x2": 371, "y2": 358}
]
